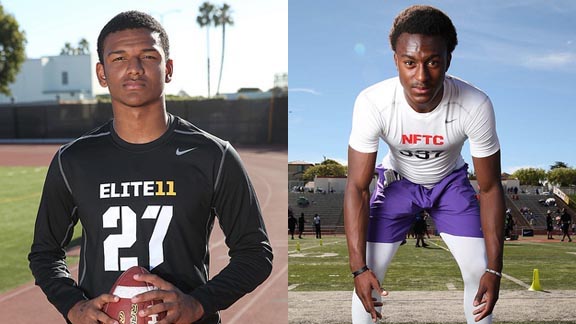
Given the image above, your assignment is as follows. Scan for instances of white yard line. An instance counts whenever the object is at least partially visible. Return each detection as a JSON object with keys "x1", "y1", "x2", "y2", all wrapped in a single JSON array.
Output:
[
  {"x1": 288, "y1": 284, "x2": 300, "y2": 291},
  {"x1": 502, "y1": 273, "x2": 531, "y2": 289},
  {"x1": 427, "y1": 239, "x2": 450, "y2": 252},
  {"x1": 427, "y1": 239, "x2": 531, "y2": 289},
  {"x1": 288, "y1": 240, "x2": 342, "y2": 254},
  {"x1": 446, "y1": 283, "x2": 457, "y2": 291}
]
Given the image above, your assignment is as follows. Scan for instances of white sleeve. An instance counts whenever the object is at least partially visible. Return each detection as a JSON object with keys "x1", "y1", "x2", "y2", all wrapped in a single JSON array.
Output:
[
  {"x1": 466, "y1": 96, "x2": 500, "y2": 158},
  {"x1": 348, "y1": 92, "x2": 382, "y2": 153}
]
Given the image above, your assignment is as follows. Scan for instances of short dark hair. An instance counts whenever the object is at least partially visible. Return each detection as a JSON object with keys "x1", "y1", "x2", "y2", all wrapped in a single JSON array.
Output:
[
  {"x1": 97, "y1": 10, "x2": 170, "y2": 63},
  {"x1": 389, "y1": 5, "x2": 457, "y2": 54}
]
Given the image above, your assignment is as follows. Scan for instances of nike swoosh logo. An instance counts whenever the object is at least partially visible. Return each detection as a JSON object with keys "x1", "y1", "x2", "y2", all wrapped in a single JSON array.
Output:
[
  {"x1": 176, "y1": 147, "x2": 198, "y2": 156},
  {"x1": 445, "y1": 119, "x2": 457, "y2": 124}
]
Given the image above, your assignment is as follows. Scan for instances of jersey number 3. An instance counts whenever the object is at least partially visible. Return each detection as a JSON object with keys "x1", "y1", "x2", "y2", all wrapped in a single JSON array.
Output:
[{"x1": 103, "y1": 205, "x2": 173, "y2": 271}]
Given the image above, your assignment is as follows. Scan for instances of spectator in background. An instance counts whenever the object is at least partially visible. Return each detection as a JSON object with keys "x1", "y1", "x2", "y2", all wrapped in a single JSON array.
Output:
[
  {"x1": 289, "y1": 212, "x2": 297, "y2": 240},
  {"x1": 504, "y1": 209, "x2": 515, "y2": 240},
  {"x1": 313, "y1": 213, "x2": 322, "y2": 239},
  {"x1": 560, "y1": 208, "x2": 572, "y2": 242},
  {"x1": 298, "y1": 212, "x2": 306, "y2": 239},
  {"x1": 414, "y1": 211, "x2": 429, "y2": 248},
  {"x1": 546, "y1": 210, "x2": 554, "y2": 240}
]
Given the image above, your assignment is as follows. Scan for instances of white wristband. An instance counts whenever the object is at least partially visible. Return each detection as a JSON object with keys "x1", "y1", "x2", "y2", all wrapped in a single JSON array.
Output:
[{"x1": 485, "y1": 268, "x2": 502, "y2": 277}]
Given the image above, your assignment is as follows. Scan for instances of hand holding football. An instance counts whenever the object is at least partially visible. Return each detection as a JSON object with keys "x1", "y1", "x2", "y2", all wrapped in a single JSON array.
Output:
[{"x1": 103, "y1": 266, "x2": 166, "y2": 324}]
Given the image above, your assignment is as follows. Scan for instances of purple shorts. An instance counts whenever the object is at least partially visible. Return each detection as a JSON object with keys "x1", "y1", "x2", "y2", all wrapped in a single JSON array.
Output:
[{"x1": 367, "y1": 164, "x2": 483, "y2": 243}]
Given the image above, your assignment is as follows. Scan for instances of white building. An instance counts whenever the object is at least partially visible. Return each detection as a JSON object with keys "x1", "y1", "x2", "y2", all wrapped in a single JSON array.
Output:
[{"x1": 0, "y1": 54, "x2": 106, "y2": 104}]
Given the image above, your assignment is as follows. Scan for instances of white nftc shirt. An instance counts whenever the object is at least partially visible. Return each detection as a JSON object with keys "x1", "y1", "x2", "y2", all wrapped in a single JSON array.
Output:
[{"x1": 349, "y1": 75, "x2": 500, "y2": 187}]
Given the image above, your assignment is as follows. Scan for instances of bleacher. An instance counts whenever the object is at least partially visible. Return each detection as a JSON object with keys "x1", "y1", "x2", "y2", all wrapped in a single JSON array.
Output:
[
  {"x1": 288, "y1": 192, "x2": 344, "y2": 234},
  {"x1": 504, "y1": 195, "x2": 530, "y2": 228},
  {"x1": 287, "y1": 192, "x2": 435, "y2": 235},
  {"x1": 507, "y1": 193, "x2": 556, "y2": 228},
  {"x1": 288, "y1": 188, "x2": 575, "y2": 237}
]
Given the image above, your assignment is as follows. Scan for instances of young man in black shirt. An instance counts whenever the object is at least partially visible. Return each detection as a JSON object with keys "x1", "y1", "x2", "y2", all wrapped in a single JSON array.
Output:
[{"x1": 29, "y1": 11, "x2": 272, "y2": 324}]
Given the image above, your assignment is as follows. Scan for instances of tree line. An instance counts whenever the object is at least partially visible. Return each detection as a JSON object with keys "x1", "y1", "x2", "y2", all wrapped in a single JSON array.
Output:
[
  {"x1": 299, "y1": 159, "x2": 576, "y2": 188},
  {"x1": 60, "y1": 38, "x2": 90, "y2": 55},
  {"x1": 511, "y1": 161, "x2": 576, "y2": 187}
]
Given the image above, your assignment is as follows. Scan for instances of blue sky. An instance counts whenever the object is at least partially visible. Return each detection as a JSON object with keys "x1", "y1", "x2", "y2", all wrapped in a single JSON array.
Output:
[
  {"x1": 2, "y1": 0, "x2": 287, "y2": 96},
  {"x1": 289, "y1": 0, "x2": 576, "y2": 174}
]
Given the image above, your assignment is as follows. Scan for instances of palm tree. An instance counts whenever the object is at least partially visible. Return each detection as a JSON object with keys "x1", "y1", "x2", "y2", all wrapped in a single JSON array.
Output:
[
  {"x1": 197, "y1": 2, "x2": 215, "y2": 97},
  {"x1": 77, "y1": 38, "x2": 90, "y2": 55},
  {"x1": 213, "y1": 3, "x2": 233, "y2": 95},
  {"x1": 60, "y1": 42, "x2": 75, "y2": 55}
]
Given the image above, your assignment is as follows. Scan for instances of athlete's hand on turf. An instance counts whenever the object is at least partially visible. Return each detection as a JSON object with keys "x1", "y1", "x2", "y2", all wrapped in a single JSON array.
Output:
[
  {"x1": 67, "y1": 294, "x2": 120, "y2": 324},
  {"x1": 132, "y1": 273, "x2": 205, "y2": 324},
  {"x1": 354, "y1": 270, "x2": 387, "y2": 323},
  {"x1": 472, "y1": 272, "x2": 501, "y2": 322}
]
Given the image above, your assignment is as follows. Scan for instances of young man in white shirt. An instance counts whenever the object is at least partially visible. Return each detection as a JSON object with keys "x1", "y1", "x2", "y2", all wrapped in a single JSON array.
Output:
[{"x1": 345, "y1": 5, "x2": 505, "y2": 324}]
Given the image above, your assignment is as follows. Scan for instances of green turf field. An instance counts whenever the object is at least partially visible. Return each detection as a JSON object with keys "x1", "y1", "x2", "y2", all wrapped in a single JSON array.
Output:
[
  {"x1": 0, "y1": 166, "x2": 81, "y2": 293},
  {"x1": 288, "y1": 236, "x2": 576, "y2": 291}
]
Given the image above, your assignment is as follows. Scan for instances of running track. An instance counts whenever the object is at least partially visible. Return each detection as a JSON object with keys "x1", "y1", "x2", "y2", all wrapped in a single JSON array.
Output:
[{"x1": 0, "y1": 144, "x2": 288, "y2": 324}]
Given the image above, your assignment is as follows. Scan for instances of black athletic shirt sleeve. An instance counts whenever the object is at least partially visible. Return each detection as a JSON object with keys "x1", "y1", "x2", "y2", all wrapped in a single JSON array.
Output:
[
  {"x1": 28, "y1": 151, "x2": 87, "y2": 319},
  {"x1": 189, "y1": 143, "x2": 273, "y2": 314}
]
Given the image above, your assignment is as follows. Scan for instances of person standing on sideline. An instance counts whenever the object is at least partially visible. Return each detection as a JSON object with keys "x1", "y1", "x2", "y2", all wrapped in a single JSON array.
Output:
[
  {"x1": 344, "y1": 5, "x2": 504, "y2": 324},
  {"x1": 546, "y1": 210, "x2": 554, "y2": 239},
  {"x1": 298, "y1": 212, "x2": 306, "y2": 239},
  {"x1": 28, "y1": 11, "x2": 272, "y2": 324},
  {"x1": 560, "y1": 208, "x2": 572, "y2": 242},
  {"x1": 504, "y1": 209, "x2": 515, "y2": 240},
  {"x1": 314, "y1": 213, "x2": 322, "y2": 239},
  {"x1": 414, "y1": 211, "x2": 429, "y2": 248},
  {"x1": 289, "y1": 211, "x2": 297, "y2": 240}
]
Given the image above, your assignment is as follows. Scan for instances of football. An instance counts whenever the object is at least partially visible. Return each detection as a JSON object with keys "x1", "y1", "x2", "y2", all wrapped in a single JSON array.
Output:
[{"x1": 103, "y1": 266, "x2": 166, "y2": 324}]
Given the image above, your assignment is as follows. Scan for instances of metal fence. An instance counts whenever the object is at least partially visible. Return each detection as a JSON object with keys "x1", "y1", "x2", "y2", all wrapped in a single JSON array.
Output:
[{"x1": 0, "y1": 95, "x2": 287, "y2": 145}]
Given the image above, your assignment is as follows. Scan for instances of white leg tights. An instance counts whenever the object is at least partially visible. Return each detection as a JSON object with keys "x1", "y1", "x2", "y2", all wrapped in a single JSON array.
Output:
[
  {"x1": 440, "y1": 233, "x2": 492, "y2": 324},
  {"x1": 351, "y1": 234, "x2": 492, "y2": 324},
  {"x1": 351, "y1": 241, "x2": 401, "y2": 324}
]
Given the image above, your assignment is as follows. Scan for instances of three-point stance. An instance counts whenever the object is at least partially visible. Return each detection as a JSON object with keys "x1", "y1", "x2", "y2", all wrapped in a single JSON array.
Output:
[{"x1": 344, "y1": 5, "x2": 505, "y2": 324}]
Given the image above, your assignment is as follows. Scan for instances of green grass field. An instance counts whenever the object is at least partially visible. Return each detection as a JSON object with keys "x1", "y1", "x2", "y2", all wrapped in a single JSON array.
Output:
[
  {"x1": 0, "y1": 166, "x2": 81, "y2": 293},
  {"x1": 289, "y1": 236, "x2": 576, "y2": 291}
]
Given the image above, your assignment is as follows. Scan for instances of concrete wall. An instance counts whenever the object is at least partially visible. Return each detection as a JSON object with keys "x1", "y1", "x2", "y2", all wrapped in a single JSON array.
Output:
[
  {"x1": 0, "y1": 96, "x2": 287, "y2": 145},
  {"x1": 309, "y1": 176, "x2": 376, "y2": 194},
  {"x1": 314, "y1": 177, "x2": 347, "y2": 193}
]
